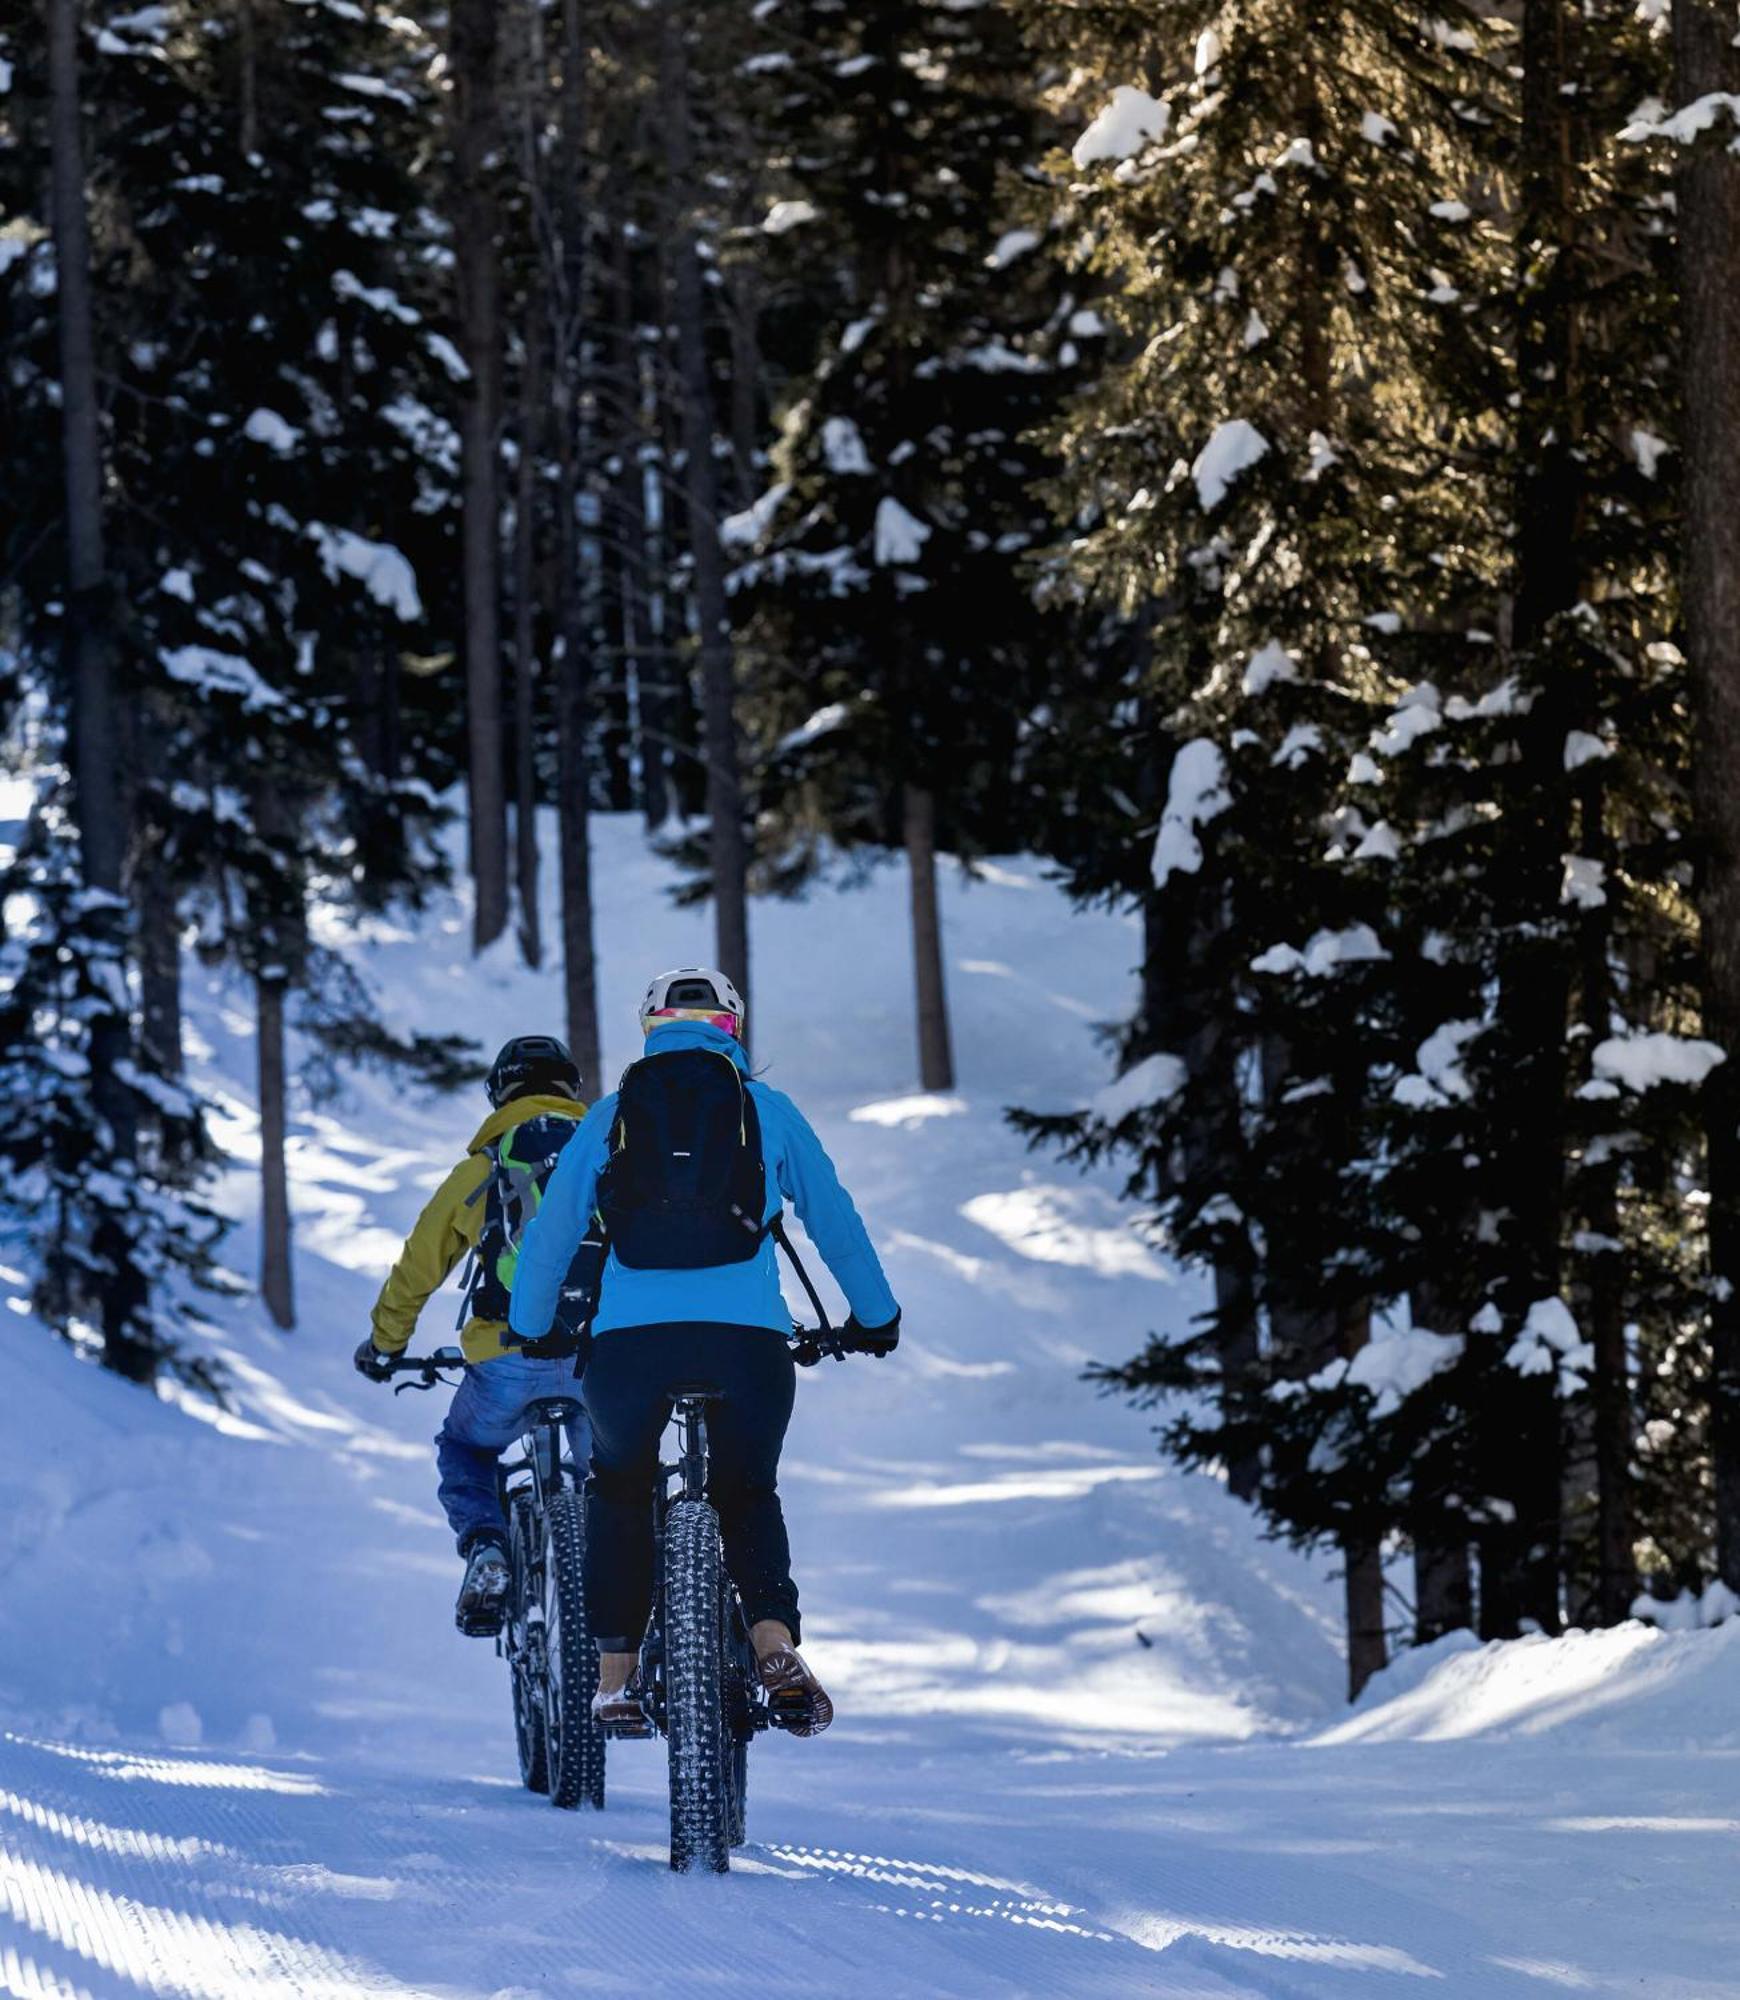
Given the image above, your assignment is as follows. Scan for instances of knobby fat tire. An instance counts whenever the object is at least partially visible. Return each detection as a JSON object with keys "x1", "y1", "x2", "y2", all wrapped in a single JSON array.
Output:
[
  {"x1": 544, "y1": 1489, "x2": 606, "y2": 1810},
  {"x1": 663, "y1": 1498, "x2": 732, "y2": 1872}
]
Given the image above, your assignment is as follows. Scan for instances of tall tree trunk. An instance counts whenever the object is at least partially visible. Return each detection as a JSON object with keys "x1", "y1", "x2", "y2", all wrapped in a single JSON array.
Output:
[
  {"x1": 1182, "y1": 889, "x2": 1263, "y2": 1502},
  {"x1": 636, "y1": 235, "x2": 674, "y2": 828},
  {"x1": 1574, "y1": 788, "x2": 1633, "y2": 1623},
  {"x1": 257, "y1": 972, "x2": 294, "y2": 1330},
  {"x1": 660, "y1": 1, "x2": 749, "y2": 1005},
  {"x1": 904, "y1": 785, "x2": 955, "y2": 1092},
  {"x1": 513, "y1": 286, "x2": 544, "y2": 971},
  {"x1": 1675, "y1": 0, "x2": 1740, "y2": 1596},
  {"x1": 1476, "y1": 0, "x2": 1587, "y2": 1637},
  {"x1": 235, "y1": 0, "x2": 258, "y2": 156},
  {"x1": 726, "y1": 263, "x2": 762, "y2": 510},
  {"x1": 1344, "y1": 1539, "x2": 1387, "y2": 1701},
  {"x1": 547, "y1": 0, "x2": 601, "y2": 1093},
  {"x1": 1408, "y1": 1287, "x2": 1475, "y2": 1641},
  {"x1": 1415, "y1": 1542, "x2": 1474, "y2": 1645},
  {"x1": 49, "y1": 0, "x2": 151, "y2": 1379},
  {"x1": 1339, "y1": 1312, "x2": 1389, "y2": 1698},
  {"x1": 134, "y1": 815, "x2": 183, "y2": 1079},
  {"x1": 252, "y1": 784, "x2": 302, "y2": 1331},
  {"x1": 449, "y1": 0, "x2": 510, "y2": 951}
]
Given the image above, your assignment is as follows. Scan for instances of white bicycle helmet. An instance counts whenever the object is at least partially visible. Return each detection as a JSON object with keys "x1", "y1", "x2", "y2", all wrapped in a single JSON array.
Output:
[{"x1": 638, "y1": 965, "x2": 747, "y2": 1039}]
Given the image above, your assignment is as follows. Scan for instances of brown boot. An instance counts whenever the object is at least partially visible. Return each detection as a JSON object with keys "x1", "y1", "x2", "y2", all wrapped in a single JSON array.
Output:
[{"x1": 756, "y1": 1643, "x2": 834, "y2": 1736}]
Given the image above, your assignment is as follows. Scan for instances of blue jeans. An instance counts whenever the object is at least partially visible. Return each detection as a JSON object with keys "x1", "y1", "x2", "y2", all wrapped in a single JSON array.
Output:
[{"x1": 435, "y1": 1353, "x2": 592, "y2": 1554}]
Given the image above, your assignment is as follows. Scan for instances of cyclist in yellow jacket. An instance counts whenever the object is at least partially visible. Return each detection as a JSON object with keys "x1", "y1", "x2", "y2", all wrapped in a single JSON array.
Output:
[{"x1": 357, "y1": 1035, "x2": 595, "y2": 1633}]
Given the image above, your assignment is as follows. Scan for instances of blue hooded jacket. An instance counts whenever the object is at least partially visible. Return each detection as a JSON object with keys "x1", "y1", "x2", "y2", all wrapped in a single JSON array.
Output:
[{"x1": 508, "y1": 1021, "x2": 900, "y2": 1339}]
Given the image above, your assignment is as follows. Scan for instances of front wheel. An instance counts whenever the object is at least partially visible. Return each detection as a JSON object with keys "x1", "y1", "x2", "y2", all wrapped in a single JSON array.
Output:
[
  {"x1": 663, "y1": 1499, "x2": 731, "y2": 1873},
  {"x1": 543, "y1": 1489, "x2": 605, "y2": 1810}
]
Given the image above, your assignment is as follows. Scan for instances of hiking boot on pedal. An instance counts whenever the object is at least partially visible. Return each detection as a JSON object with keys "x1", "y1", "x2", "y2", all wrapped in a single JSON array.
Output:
[
  {"x1": 752, "y1": 1623, "x2": 834, "y2": 1736},
  {"x1": 455, "y1": 1537, "x2": 511, "y2": 1636}
]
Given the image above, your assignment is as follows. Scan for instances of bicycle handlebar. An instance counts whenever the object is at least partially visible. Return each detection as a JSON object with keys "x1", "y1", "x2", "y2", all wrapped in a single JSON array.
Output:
[
  {"x1": 381, "y1": 1331, "x2": 873, "y2": 1385},
  {"x1": 381, "y1": 1347, "x2": 465, "y2": 1392},
  {"x1": 789, "y1": 1324, "x2": 846, "y2": 1368}
]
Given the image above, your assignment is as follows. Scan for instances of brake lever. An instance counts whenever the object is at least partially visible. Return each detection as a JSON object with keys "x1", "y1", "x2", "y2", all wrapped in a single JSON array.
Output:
[{"x1": 392, "y1": 1364, "x2": 458, "y2": 1395}]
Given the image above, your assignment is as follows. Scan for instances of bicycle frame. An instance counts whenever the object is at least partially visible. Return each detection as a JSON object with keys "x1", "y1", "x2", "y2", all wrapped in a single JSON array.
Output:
[{"x1": 497, "y1": 1403, "x2": 574, "y2": 1514}]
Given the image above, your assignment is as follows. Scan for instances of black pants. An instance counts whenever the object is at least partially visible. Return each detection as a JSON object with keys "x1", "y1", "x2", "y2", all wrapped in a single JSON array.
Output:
[{"x1": 583, "y1": 1322, "x2": 800, "y2": 1651}]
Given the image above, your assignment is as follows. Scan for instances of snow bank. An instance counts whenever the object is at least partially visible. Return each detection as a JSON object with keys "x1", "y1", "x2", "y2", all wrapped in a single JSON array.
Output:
[{"x1": 1320, "y1": 1619, "x2": 1740, "y2": 1749}]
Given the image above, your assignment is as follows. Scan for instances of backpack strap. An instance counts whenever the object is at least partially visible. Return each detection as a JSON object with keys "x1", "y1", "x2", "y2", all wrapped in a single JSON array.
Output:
[{"x1": 770, "y1": 1213, "x2": 832, "y2": 1336}]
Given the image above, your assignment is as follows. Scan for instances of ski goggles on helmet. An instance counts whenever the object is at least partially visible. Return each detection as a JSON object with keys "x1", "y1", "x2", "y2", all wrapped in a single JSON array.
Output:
[{"x1": 644, "y1": 1006, "x2": 742, "y2": 1037}]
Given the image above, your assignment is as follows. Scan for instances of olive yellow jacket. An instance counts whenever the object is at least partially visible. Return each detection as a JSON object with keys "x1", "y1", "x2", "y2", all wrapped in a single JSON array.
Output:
[{"x1": 369, "y1": 1094, "x2": 586, "y2": 1364}]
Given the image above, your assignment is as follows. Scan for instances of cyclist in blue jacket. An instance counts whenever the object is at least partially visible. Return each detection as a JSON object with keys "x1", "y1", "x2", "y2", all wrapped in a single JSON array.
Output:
[{"x1": 509, "y1": 966, "x2": 901, "y2": 1735}]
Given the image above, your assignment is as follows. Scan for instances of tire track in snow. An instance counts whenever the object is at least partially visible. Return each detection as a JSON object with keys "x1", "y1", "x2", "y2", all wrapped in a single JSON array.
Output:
[{"x1": 0, "y1": 1734, "x2": 1273, "y2": 1998}]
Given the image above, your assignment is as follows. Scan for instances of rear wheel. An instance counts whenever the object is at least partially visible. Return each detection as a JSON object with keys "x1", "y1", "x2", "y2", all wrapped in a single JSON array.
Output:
[
  {"x1": 663, "y1": 1498, "x2": 731, "y2": 1873},
  {"x1": 543, "y1": 1488, "x2": 605, "y2": 1810},
  {"x1": 506, "y1": 1497, "x2": 548, "y2": 1794}
]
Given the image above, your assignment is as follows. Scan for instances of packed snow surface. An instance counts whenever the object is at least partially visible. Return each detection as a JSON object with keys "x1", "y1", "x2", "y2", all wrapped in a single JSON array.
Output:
[{"x1": 4, "y1": 816, "x2": 1739, "y2": 1996}]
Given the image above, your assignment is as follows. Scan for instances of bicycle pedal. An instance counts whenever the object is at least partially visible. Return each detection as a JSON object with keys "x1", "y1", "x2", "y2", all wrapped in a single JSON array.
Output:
[
  {"x1": 600, "y1": 1712, "x2": 656, "y2": 1740},
  {"x1": 456, "y1": 1608, "x2": 506, "y2": 1638},
  {"x1": 766, "y1": 1692, "x2": 819, "y2": 1734}
]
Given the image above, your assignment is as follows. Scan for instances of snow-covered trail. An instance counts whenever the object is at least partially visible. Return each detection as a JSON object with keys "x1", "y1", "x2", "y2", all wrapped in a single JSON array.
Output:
[{"x1": 5, "y1": 819, "x2": 1740, "y2": 1997}]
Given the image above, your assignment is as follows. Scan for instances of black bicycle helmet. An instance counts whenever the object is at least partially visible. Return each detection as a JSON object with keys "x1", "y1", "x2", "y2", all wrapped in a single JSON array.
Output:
[{"x1": 486, "y1": 1034, "x2": 582, "y2": 1108}]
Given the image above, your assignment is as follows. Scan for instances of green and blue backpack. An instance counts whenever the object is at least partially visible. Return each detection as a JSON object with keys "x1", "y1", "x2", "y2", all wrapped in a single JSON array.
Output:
[{"x1": 457, "y1": 1111, "x2": 594, "y2": 1335}]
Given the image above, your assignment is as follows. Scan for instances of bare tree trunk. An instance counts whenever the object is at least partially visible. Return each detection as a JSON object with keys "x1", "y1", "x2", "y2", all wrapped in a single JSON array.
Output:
[
  {"x1": 624, "y1": 221, "x2": 670, "y2": 829},
  {"x1": 1407, "y1": 1284, "x2": 1475, "y2": 1641},
  {"x1": 660, "y1": 1, "x2": 749, "y2": 1005},
  {"x1": 257, "y1": 972, "x2": 294, "y2": 1329},
  {"x1": 1414, "y1": 1542, "x2": 1473, "y2": 1645},
  {"x1": 513, "y1": 286, "x2": 544, "y2": 970},
  {"x1": 1570, "y1": 784, "x2": 1633, "y2": 1623},
  {"x1": 1141, "y1": 862, "x2": 1262, "y2": 1502},
  {"x1": 1344, "y1": 1539, "x2": 1387, "y2": 1700},
  {"x1": 49, "y1": 0, "x2": 151, "y2": 1379},
  {"x1": 904, "y1": 785, "x2": 955, "y2": 1092},
  {"x1": 252, "y1": 782, "x2": 302, "y2": 1330},
  {"x1": 726, "y1": 263, "x2": 762, "y2": 509},
  {"x1": 235, "y1": 0, "x2": 259, "y2": 156},
  {"x1": 449, "y1": 0, "x2": 510, "y2": 951},
  {"x1": 547, "y1": 0, "x2": 601, "y2": 1093},
  {"x1": 134, "y1": 821, "x2": 182, "y2": 1078},
  {"x1": 1340, "y1": 1311, "x2": 1389, "y2": 1698},
  {"x1": 1675, "y1": 0, "x2": 1740, "y2": 1595},
  {"x1": 1475, "y1": 0, "x2": 1586, "y2": 1638}
]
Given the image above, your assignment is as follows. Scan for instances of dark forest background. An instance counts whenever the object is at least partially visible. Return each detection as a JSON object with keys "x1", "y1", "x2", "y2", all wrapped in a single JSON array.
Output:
[{"x1": 7, "y1": 0, "x2": 1740, "y2": 1694}]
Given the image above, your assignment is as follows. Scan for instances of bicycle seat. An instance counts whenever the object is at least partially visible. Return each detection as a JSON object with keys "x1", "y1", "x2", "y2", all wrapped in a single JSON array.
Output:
[
  {"x1": 668, "y1": 1381, "x2": 725, "y2": 1402},
  {"x1": 524, "y1": 1396, "x2": 582, "y2": 1427}
]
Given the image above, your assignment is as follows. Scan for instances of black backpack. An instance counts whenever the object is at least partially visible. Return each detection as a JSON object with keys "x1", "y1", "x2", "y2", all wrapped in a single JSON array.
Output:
[{"x1": 596, "y1": 1048, "x2": 769, "y2": 1269}]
